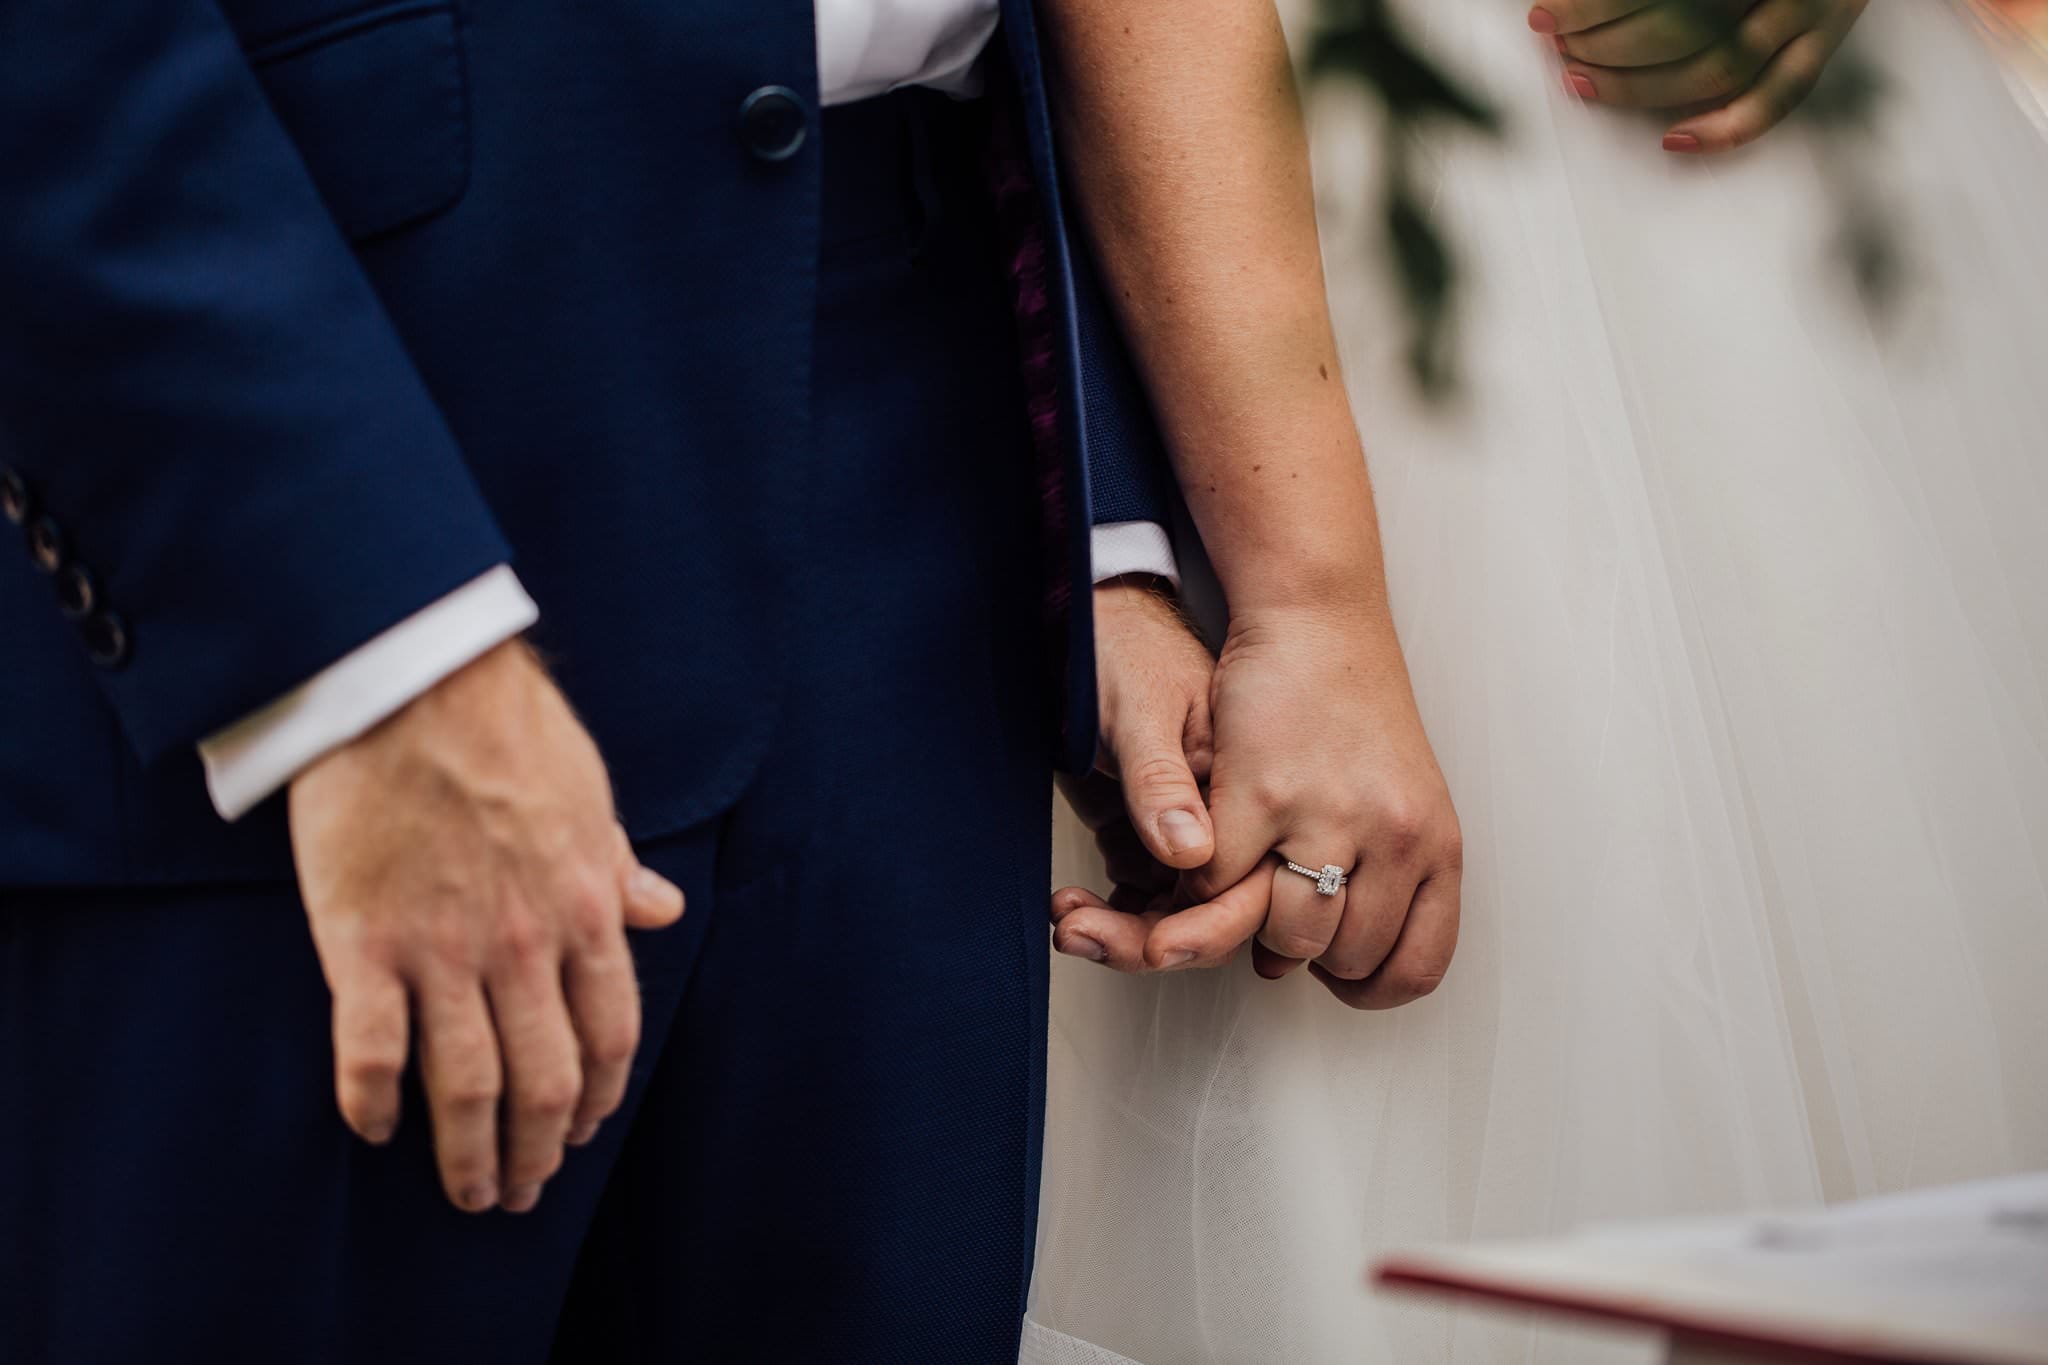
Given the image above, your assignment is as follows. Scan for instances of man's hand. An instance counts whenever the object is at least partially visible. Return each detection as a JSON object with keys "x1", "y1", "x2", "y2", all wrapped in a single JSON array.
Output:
[
  {"x1": 1050, "y1": 580, "x2": 1269, "y2": 971},
  {"x1": 1176, "y1": 605, "x2": 1462, "y2": 1009},
  {"x1": 1536, "y1": 0, "x2": 1870, "y2": 154},
  {"x1": 288, "y1": 638, "x2": 684, "y2": 1215}
]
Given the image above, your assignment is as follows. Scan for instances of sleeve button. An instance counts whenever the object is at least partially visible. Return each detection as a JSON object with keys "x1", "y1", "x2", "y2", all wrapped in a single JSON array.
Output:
[
  {"x1": 55, "y1": 563, "x2": 99, "y2": 620},
  {"x1": 28, "y1": 515, "x2": 65, "y2": 574},
  {"x1": 81, "y1": 610, "x2": 130, "y2": 669},
  {"x1": 0, "y1": 467, "x2": 30, "y2": 526}
]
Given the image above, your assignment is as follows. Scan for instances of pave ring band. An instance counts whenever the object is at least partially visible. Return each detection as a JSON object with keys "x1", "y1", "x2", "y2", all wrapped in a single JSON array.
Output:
[{"x1": 1281, "y1": 860, "x2": 1350, "y2": 897}]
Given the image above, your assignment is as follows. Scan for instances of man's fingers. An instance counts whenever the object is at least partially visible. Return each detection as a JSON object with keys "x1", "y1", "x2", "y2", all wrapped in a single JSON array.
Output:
[
  {"x1": 1256, "y1": 843, "x2": 1348, "y2": 972},
  {"x1": 328, "y1": 957, "x2": 409, "y2": 1145},
  {"x1": 562, "y1": 930, "x2": 643, "y2": 1148},
  {"x1": 1058, "y1": 769, "x2": 1135, "y2": 835},
  {"x1": 1145, "y1": 856, "x2": 1277, "y2": 971},
  {"x1": 615, "y1": 825, "x2": 685, "y2": 930},
  {"x1": 415, "y1": 975, "x2": 505, "y2": 1213},
  {"x1": 488, "y1": 932, "x2": 583, "y2": 1215},
  {"x1": 1662, "y1": 26, "x2": 1835, "y2": 153},
  {"x1": 1097, "y1": 817, "x2": 1178, "y2": 899},
  {"x1": 621, "y1": 865, "x2": 685, "y2": 929},
  {"x1": 1311, "y1": 867, "x2": 1462, "y2": 1010},
  {"x1": 1110, "y1": 730, "x2": 1214, "y2": 871},
  {"x1": 1527, "y1": 0, "x2": 1655, "y2": 37},
  {"x1": 1050, "y1": 886, "x2": 1161, "y2": 971},
  {"x1": 1565, "y1": 0, "x2": 1811, "y2": 111}
]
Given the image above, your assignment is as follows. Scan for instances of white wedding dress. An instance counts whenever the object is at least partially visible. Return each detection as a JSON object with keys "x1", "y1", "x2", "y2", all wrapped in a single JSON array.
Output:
[{"x1": 1024, "y1": 2, "x2": 2048, "y2": 1361}]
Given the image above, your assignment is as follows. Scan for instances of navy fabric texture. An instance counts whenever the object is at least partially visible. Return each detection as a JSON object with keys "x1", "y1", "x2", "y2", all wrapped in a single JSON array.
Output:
[
  {"x1": 0, "y1": 93, "x2": 1055, "y2": 1363},
  {"x1": 0, "y1": 0, "x2": 1172, "y2": 884}
]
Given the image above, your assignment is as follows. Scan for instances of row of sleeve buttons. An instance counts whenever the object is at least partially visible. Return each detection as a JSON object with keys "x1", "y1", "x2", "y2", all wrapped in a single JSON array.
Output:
[{"x1": 1, "y1": 464, "x2": 131, "y2": 668}]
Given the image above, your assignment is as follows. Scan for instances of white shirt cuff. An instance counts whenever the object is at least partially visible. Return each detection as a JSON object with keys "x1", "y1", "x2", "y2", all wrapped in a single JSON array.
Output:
[
  {"x1": 197, "y1": 565, "x2": 539, "y2": 821},
  {"x1": 1090, "y1": 520, "x2": 1180, "y2": 588}
]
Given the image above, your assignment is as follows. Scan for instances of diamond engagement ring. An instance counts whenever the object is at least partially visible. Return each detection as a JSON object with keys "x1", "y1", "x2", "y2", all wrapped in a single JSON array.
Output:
[{"x1": 1282, "y1": 860, "x2": 1350, "y2": 897}]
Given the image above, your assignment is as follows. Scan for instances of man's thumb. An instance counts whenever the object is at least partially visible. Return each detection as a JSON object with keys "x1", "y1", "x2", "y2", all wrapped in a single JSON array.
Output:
[{"x1": 1111, "y1": 730, "x2": 1214, "y2": 870}]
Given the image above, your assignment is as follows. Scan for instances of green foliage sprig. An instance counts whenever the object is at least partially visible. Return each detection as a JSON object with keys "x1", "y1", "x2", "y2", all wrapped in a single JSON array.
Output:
[{"x1": 1302, "y1": 0, "x2": 1897, "y2": 397}]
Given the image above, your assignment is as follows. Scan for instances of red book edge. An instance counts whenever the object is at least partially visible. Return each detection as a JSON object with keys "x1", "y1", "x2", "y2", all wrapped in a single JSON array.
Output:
[{"x1": 1372, "y1": 1258, "x2": 1979, "y2": 1365}]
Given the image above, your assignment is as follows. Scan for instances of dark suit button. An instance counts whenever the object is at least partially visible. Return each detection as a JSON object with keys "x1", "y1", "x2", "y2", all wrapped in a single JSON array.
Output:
[
  {"x1": 55, "y1": 563, "x2": 98, "y2": 619},
  {"x1": 28, "y1": 515, "x2": 65, "y2": 573},
  {"x1": 0, "y1": 467, "x2": 29, "y2": 525},
  {"x1": 81, "y1": 610, "x2": 130, "y2": 669},
  {"x1": 737, "y1": 85, "x2": 808, "y2": 162}
]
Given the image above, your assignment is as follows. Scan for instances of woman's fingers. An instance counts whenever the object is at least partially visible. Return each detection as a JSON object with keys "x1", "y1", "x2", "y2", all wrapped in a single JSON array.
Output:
[
  {"x1": 1556, "y1": 0, "x2": 1730, "y2": 68},
  {"x1": 1256, "y1": 842, "x2": 1349, "y2": 973},
  {"x1": 1315, "y1": 847, "x2": 1413, "y2": 984},
  {"x1": 1564, "y1": 0, "x2": 1813, "y2": 109},
  {"x1": 1146, "y1": 856, "x2": 1277, "y2": 970},
  {"x1": 1528, "y1": 0, "x2": 1657, "y2": 36},
  {"x1": 1310, "y1": 866, "x2": 1462, "y2": 1011},
  {"x1": 1662, "y1": 26, "x2": 1840, "y2": 152}
]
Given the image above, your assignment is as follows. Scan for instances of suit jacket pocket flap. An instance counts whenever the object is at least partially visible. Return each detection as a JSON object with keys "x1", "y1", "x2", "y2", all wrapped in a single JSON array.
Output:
[{"x1": 251, "y1": 2, "x2": 470, "y2": 241}]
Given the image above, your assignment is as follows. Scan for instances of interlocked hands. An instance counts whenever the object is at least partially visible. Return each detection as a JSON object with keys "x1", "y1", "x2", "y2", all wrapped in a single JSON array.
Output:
[{"x1": 1056, "y1": 581, "x2": 1462, "y2": 1009}]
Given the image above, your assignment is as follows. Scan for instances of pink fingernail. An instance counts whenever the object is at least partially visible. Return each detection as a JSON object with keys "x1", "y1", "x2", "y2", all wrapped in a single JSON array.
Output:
[
  {"x1": 461, "y1": 1182, "x2": 498, "y2": 1213},
  {"x1": 1160, "y1": 950, "x2": 1197, "y2": 969},
  {"x1": 501, "y1": 1183, "x2": 542, "y2": 1214},
  {"x1": 1527, "y1": 7, "x2": 1559, "y2": 34},
  {"x1": 1564, "y1": 71, "x2": 1597, "y2": 100},
  {"x1": 1663, "y1": 132, "x2": 1702, "y2": 153}
]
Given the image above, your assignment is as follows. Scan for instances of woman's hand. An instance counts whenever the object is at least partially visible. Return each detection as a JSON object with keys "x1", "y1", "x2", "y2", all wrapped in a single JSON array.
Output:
[
  {"x1": 1051, "y1": 591, "x2": 1463, "y2": 1009},
  {"x1": 1534, "y1": 0, "x2": 1871, "y2": 154},
  {"x1": 1177, "y1": 605, "x2": 1463, "y2": 1007},
  {"x1": 1037, "y1": 0, "x2": 1459, "y2": 1007}
]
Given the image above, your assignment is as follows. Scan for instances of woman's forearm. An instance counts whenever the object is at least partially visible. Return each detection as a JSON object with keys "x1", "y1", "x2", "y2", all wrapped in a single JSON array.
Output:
[{"x1": 1040, "y1": 0, "x2": 1387, "y2": 619}]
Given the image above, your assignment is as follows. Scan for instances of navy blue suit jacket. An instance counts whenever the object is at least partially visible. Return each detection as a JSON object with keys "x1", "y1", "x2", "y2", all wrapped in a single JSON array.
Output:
[{"x1": 0, "y1": 0, "x2": 1175, "y2": 885}]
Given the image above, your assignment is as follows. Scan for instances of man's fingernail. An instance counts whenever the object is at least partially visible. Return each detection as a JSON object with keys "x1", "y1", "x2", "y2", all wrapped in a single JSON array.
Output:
[
  {"x1": 1564, "y1": 70, "x2": 1596, "y2": 100},
  {"x1": 362, "y1": 1120, "x2": 394, "y2": 1146},
  {"x1": 1662, "y1": 131, "x2": 1702, "y2": 153},
  {"x1": 632, "y1": 867, "x2": 682, "y2": 910},
  {"x1": 1059, "y1": 934, "x2": 1109, "y2": 963},
  {"x1": 460, "y1": 1183, "x2": 499, "y2": 1213},
  {"x1": 1161, "y1": 949, "x2": 1198, "y2": 969},
  {"x1": 1527, "y1": 7, "x2": 1559, "y2": 34},
  {"x1": 501, "y1": 1183, "x2": 542, "y2": 1215},
  {"x1": 1158, "y1": 809, "x2": 1206, "y2": 854},
  {"x1": 567, "y1": 1122, "x2": 600, "y2": 1147}
]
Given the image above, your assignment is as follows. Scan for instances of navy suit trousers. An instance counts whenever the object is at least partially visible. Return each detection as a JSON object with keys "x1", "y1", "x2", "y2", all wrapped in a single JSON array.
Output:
[{"x1": 0, "y1": 93, "x2": 1054, "y2": 1364}]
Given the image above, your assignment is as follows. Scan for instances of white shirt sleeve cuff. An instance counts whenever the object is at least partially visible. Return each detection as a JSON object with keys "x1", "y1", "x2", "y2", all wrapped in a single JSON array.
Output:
[
  {"x1": 1090, "y1": 520, "x2": 1180, "y2": 588},
  {"x1": 197, "y1": 565, "x2": 539, "y2": 822}
]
